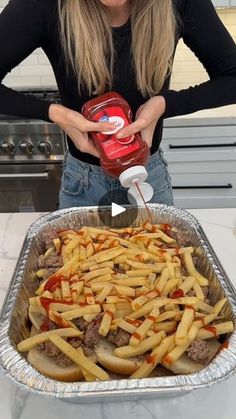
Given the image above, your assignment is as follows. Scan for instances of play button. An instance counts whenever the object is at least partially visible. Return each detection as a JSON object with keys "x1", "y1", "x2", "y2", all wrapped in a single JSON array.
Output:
[
  {"x1": 111, "y1": 202, "x2": 126, "y2": 217},
  {"x1": 98, "y1": 189, "x2": 138, "y2": 228}
]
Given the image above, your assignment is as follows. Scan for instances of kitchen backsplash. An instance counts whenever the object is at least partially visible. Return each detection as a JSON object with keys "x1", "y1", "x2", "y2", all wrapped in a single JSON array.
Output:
[{"x1": 0, "y1": 0, "x2": 236, "y2": 91}]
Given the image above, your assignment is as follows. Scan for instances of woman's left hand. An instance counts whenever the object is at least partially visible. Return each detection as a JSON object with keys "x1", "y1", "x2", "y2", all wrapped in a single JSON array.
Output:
[{"x1": 116, "y1": 96, "x2": 166, "y2": 148}]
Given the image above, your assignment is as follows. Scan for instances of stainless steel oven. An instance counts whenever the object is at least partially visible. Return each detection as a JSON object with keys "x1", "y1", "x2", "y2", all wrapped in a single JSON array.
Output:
[
  {"x1": 0, "y1": 113, "x2": 66, "y2": 212},
  {"x1": 0, "y1": 162, "x2": 62, "y2": 212}
]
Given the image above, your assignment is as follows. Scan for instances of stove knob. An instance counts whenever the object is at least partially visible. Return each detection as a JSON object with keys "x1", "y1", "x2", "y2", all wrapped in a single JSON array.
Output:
[
  {"x1": 20, "y1": 141, "x2": 34, "y2": 155},
  {"x1": 37, "y1": 140, "x2": 52, "y2": 155},
  {"x1": 1, "y1": 141, "x2": 15, "y2": 155}
]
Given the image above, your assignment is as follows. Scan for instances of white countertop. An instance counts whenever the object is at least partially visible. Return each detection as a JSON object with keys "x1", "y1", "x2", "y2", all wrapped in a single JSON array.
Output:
[{"x1": 0, "y1": 209, "x2": 236, "y2": 419}]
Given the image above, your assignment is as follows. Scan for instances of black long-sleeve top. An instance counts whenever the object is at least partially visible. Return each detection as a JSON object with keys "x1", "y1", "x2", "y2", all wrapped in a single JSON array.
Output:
[{"x1": 0, "y1": 0, "x2": 236, "y2": 165}]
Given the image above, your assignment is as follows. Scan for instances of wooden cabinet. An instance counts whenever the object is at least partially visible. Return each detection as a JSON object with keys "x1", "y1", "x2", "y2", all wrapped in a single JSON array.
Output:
[{"x1": 162, "y1": 118, "x2": 236, "y2": 209}]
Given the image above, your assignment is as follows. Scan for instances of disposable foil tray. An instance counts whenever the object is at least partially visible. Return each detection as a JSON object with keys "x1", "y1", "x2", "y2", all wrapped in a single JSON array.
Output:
[{"x1": 0, "y1": 205, "x2": 236, "y2": 402}]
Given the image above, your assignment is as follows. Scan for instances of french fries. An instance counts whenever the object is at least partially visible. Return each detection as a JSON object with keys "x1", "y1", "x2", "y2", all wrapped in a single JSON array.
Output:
[
  {"x1": 49, "y1": 335, "x2": 109, "y2": 381},
  {"x1": 183, "y1": 252, "x2": 209, "y2": 287},
  {"x1": 129, "y1": 307, "x2": 160, "y2": 346},
  {"x1": 162, "y1": 323, "x2": 200, "y2": 367},
  {"x1": 197, "y1": 321, "x2": 234, "y2": 339},
  {"x1": 175, "y1": 306, "x2": 195, "y2": 346},
  {"x1": 87, "y1": 247, "x2": 124, "y2": 263},
  {"x1": 179, "y1": 276, "x2": 196, "y2": 295},
  {"x1": 131, "y1": 335, "x2": 175, "y2": 379},
  {"x1": 61, "y1": 304, "x2": 101, "y2": 320},
  {"x1": 19, "y1": 222, "x2": 233, "y2": 384},
  {"x1": 155, "y1": 267, "x2": 169, "y2": 294},
  {"x1": 114, "y1": 331, "x2": 166, "y2": 358},
  {"x1": 99, "y1": 304, "x2": 116, "y2": 336},
  {"x1": 18, "y1": 328, "x2": 83, "y2": 352},
  {"x1": 82, "y1": 268, "x2": 114, "y2": 282}
]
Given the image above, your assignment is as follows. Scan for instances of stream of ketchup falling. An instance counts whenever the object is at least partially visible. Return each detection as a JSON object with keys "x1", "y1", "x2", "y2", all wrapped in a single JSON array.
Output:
[{"x1": 135, "y1": 182, "x2": 153, "y2": 224}]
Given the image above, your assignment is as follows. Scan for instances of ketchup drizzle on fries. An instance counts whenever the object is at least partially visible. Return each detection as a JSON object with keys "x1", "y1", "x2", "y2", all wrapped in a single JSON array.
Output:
[
  {"x1": 146, "y1": 354, "x2": 155, "y2": 364},
  {"x1": 161, "y1": 224, "x2": 171, "y2": 233},
  {"x1": 44, "y1": 275, "x2": 67, "y2": 293},
  {"x1": 170, "y1": 289, "x2": 185, "y2": 299},
  {"x1": 40, "y1": 297, "x2": 74, "y2": 314},
  {"x1": 132, "y1": 332, "x2": 142, "y2": 341},
  {"x1": 147, "y1": 315, "x2": 156, "y2": 322},
  {"x1": 203, "y1": 325, "x2": 217, "y2": 337},
  {"x1": 106, "y1": 310, "x2": 114, "y2": 319}
]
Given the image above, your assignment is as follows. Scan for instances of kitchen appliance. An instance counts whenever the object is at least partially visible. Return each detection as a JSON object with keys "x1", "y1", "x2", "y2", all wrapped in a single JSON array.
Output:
[{"x1": 0, "y1": 90, "x2": 66, "y2": 212}]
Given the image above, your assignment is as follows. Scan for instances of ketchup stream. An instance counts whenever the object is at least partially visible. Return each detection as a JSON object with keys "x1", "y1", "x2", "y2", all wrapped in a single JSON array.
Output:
[{"x1": 135, "y1": 182, "x2": 153, "y2": 223}]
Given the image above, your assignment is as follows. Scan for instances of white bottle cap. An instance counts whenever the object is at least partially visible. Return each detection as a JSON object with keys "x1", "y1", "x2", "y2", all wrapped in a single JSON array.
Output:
[
  {"x1": 119, "y1": 166, "x2": 149, "y2": 188},
  {"x1": 119, "y1": 166, "x2": 154, "y2": 204}
]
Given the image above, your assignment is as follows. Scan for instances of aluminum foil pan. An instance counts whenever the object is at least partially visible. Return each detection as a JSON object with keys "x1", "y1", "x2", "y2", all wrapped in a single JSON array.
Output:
[{"x1": 0, "y1": 204, "x2": 236, "y2": 402}]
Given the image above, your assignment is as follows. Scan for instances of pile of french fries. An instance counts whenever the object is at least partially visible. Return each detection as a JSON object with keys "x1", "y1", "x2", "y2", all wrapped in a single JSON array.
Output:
[{"x1": 17, "y1": 222, "x2": 233, "y2": 382}]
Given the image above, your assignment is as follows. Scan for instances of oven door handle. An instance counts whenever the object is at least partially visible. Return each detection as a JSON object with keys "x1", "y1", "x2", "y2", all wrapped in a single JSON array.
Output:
[{"x1": 0, "y1": 172, "x2": 49, "y2": 179}]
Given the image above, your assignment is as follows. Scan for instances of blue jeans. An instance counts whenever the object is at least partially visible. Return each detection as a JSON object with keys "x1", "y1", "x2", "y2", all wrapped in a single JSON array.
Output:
[{"x1": 59, "y1": 150, "x2": 173, "y2": 209}]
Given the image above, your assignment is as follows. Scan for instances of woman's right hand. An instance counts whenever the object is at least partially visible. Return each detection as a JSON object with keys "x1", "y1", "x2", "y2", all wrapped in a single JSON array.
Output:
[{"x1": 49, "y1": 103, "x2": 115, "y2": 158}]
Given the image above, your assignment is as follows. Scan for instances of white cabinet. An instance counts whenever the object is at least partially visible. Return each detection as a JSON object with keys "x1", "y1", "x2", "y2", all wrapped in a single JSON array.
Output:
[
  {"x1": 169, "y1": 173, "x2": 236, "y2": 209},
  {"x1": 162, "y1": 118, "x2": 236, "y2": 209},
  {"x1": 212, "y1": 0, "x2": 230, "y2": 6},
  {"x1": 212, "y1": 0, "x2": 236, "y2": 6}
]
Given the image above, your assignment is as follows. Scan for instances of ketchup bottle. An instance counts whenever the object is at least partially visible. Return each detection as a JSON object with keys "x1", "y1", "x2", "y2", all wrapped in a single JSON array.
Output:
[{"x1": 82, "y1": 92, "x2": 153, "y2": 204}]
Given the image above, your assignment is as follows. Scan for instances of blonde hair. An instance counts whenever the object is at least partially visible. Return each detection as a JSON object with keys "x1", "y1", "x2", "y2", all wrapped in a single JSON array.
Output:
[{"x1": 58, "y1": 0, "x2": 176, "y2": 97}]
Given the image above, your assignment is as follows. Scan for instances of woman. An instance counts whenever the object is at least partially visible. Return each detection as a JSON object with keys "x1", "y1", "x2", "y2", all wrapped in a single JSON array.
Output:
[{"x1": 0, "y1": 0, "x2": 236, "y2": 208}]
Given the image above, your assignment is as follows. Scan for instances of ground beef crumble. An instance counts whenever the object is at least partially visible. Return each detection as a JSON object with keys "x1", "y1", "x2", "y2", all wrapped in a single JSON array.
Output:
[
  {"x1": 37, "y1": 254, "x2": 63, "y2": 270},
  {"x1": 113, "y1": 264, "x2": 126, "y2": 274},
  {"x1": 83, "y1": 313, "x2": 103, "y2": 349},
  {"x1": 55, "y1": 353, "x2": 73, "y2": 368},
  {"x1": 107, "y1": 328, "x2": 131, "y2": 347},
  {"x1": 73, "y1": 317, "x2": 89, "y2": 331},
  {"x1": 41, "y1": 229, "x2": 58, "y2": 250},
  {"x1": 187, "y1": 339, "x2": 210, "y2": 364},
  {"x1": 40, "y1": 341, "x2": 60, "y2": 357},
  {"x1": 67, "y1": 337, "x2": 82, "y2": 348}
]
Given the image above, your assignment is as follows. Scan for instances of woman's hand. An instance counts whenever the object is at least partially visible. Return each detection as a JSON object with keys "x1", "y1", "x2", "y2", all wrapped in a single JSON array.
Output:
[
  {"x1": 116, "y1": 96, "x2": 166, "y2": 148},
  {"x1": 49, "y1": 104, "x2": 115, "y2": 158}
]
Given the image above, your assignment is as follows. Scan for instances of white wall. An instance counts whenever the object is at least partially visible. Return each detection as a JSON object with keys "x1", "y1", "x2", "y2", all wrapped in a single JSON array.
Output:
[
  {"x1": 172, "y1": 9, "x2": 236, "y2": 91},
  {"x1": 0, "y1": 0, "x2": 57, "y2": 88},
  {"x1": 0, "y1": 0, "x2": 235, "y2": 90}
]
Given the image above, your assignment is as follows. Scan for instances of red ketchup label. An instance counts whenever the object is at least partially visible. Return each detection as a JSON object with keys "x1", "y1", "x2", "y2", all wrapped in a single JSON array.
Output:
[{"x1": 93, "y1": 106, "x2": 139, "y2": 159}]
